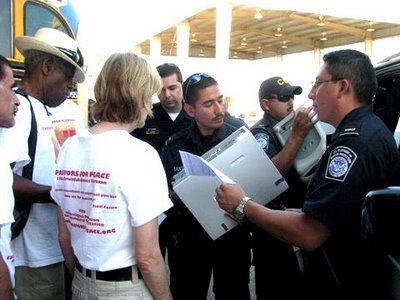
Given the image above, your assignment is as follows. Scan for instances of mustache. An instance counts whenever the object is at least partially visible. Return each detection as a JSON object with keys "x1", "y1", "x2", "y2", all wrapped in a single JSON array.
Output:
[{"x1": 214, "y1": 113, "x2": 225, "y2": 120}]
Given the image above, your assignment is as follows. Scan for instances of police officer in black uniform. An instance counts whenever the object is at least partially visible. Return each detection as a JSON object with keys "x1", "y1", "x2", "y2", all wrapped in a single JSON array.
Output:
[
  {"x1": 250, "y1": 76, "x2": 314, "y2": 299},
  {"x1": 215, "y1": 49, "x2": 400, "y2": 300},
  {"x1": 131, "y1": 63, "x2": 192, "y2": 154},
  {"x1": 161, "y1": 73, "x2": 251, "y2": 300}
]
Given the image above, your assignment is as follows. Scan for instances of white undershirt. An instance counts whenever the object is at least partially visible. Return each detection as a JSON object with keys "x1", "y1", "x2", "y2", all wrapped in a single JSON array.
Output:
[{"x1": 168, "y1": 112, "x2": 179, "y2": 121}]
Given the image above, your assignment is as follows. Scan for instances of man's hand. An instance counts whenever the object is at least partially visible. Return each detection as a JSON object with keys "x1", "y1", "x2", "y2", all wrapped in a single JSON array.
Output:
[
  {"x1": 291, "y1": 106, "x2": 316, "y2": 140},
  {"x1": 215, "y1": 183, "x2": 245, "y2": 214}
]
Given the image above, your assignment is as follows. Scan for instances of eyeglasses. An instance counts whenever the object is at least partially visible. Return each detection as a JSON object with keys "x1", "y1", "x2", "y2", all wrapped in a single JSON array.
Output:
[
  {"x1": 184, "y1": 73, "x2": 211, "y2": 101},
  {"x1": 311, "y1": 79, "x2": 343, "y2": 89},
  {"x1": 267, "y1": 95, "x2": 294, "y2": 102}
]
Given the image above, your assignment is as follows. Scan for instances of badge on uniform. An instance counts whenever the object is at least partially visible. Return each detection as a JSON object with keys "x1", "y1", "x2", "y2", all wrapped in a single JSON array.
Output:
[
  {"x1": 254, "y1": 133, "x2": 269, "y2": 150},
  {"x1": 146, "y1": 128, "x2": 159, "y2": 135},
  {"x1": 325, "y1": 146, "x2": 357, "y2": 182}
]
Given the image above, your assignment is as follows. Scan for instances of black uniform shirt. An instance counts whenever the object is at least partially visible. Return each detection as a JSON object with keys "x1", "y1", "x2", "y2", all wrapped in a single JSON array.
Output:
[
  {"x1": 302, "y1": 104, "x2": 400, "y2": 297},
  {"x1": 131, "y1": 102, "x2": 192, "y2": 153},
  {"x1": 161, "y1": 122, "x2": 238, "y2": 186},
  {"x1": 224, "y1": 113, "x2": 248, "y2": 129},
  {"x1": 251, "y1": 115, "x2": 307, "y2": 208},
  {"x1": 160, "y1": 122, "x2": 238, "y2": 218}
]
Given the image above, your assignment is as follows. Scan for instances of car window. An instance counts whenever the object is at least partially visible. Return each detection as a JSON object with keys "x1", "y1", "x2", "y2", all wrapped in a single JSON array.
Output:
[{"x1": 24, "y1": 1, "x2": 69, "y2": 36}]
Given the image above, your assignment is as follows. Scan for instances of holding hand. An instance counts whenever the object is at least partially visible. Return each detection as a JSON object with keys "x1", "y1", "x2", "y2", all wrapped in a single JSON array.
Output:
[
  {"x1": 215, "y1": 183, "x2": 245, "y2": 214},
  {"x1": 291, "y1": 106, "x2": 317, "y2": 140}
]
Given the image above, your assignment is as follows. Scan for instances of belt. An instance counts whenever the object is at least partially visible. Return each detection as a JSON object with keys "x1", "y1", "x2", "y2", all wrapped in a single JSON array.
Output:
[{"x1": 75, "y1": 262, "x2": 142, "y2": 282}]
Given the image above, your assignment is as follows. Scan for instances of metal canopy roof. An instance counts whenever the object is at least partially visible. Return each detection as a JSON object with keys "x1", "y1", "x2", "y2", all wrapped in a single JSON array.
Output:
[{"x1": 136, "y1": 5, "x2": 400, "y2": 60}]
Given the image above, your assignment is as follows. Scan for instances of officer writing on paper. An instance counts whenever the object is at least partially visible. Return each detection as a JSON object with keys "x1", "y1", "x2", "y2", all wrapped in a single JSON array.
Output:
[
  {"x1": 250, "y1": 76, "x2": 315, "y2": 299},
  {"x1": 215, "y1": 49, "x2": 400, "y2": 299}
]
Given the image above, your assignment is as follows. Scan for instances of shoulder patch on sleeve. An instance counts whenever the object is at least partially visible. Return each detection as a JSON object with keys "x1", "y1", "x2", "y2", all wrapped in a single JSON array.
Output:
[
  {"x1": 254, "y1": 133, "x2": 269, "y2": 150},
  {"x1": 325, "y1": 146, "x2": 357, "y2": 182}
]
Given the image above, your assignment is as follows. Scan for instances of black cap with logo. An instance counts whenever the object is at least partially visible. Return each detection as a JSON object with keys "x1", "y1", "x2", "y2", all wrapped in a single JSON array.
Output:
[{"x1": 258, "y1": 76, "x2": 302, "y2": 100}]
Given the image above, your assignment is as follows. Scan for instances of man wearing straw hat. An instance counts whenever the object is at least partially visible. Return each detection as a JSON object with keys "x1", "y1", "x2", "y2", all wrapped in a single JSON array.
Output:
[{"x1": 0, "y1": 27, "x2": 84, "y2": 299}]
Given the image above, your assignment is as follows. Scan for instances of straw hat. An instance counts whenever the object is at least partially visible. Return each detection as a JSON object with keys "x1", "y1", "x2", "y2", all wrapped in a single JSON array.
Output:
[{"x1": 15, "y1": 27, "x2": 85, "y2": 83}]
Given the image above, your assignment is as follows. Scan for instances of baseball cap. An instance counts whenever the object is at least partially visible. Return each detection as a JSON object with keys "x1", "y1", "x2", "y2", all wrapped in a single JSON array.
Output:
[{"x1": 258, "y1": 76, "x2": 302, "y2": 100}]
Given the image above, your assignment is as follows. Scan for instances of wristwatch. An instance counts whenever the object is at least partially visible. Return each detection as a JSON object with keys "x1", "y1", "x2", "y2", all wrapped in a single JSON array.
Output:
[{"x1": 233, "y1": 196, "x2": 251, "y2": 221}]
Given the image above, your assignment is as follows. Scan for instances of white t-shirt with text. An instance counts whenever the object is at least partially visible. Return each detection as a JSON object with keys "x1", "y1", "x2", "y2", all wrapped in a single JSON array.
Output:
[
  {"x1": 51, "y1": 130, "x2": 172, "y2": 271},
  {"x1": 0, "y1": 95, "x2": 84, "y2": 267}
]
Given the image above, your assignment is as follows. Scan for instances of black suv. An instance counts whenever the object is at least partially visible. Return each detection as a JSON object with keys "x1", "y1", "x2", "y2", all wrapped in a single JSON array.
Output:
[
  {"x1": 361, "y1": 53, "x2": 400, "y2": 300},
  {"x1": 374, "y1": 53, "x2": 400, "y2": 137}
]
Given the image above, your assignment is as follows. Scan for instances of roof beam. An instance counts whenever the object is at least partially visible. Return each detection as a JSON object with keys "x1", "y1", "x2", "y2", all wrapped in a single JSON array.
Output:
[
  {"x1": 289, "y1": 13, "x2": 366, "y2": 37},
  {"x1": 234, "y1": 26, "x2": 315, "y2": 46}
]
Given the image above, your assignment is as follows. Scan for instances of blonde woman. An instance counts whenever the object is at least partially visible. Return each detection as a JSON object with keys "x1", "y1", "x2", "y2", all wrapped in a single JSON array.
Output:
[{"x1": 51, "y1": 53, "x2": 173, "y2": 300}]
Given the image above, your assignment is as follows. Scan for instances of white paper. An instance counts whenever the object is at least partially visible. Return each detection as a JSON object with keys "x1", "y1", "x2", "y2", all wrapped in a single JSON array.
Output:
[{"x1": 179, "y1": 150, "x2": 236, "y2": 184}]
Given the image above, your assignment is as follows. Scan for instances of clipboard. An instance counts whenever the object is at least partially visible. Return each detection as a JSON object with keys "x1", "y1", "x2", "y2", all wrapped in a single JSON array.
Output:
[{"x1": 172, "y1": 126, "x2": 288, "y2": 240}]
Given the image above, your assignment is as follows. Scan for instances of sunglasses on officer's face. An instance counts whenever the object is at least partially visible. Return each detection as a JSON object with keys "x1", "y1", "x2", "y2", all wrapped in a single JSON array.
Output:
[{"x1": 267, "y1": 94, "x2": 294, "y2": 102}]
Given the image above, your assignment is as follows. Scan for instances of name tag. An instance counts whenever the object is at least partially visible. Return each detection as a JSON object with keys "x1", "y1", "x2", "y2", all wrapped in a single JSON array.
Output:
[{"x1": 146, "y1": 128, "x2": 159, "y2": 135}]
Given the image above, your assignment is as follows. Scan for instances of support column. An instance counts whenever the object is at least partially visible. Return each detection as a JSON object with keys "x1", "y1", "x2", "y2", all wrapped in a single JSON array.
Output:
[
  {"x1": 215, "y1": 1, "x2": 232, "y2": 60},
  {"x1": 150, "y1": 35, "x2": 161, "y2": 57},
  {"x1": 215, "y1": 1, "x2": 232, "y2": 97},
  {"x1": 313, "y1": 42, "x2": 321, "y2": 69},
  {"x1": 365, "y1": 34, "x2": 373, "y2": 58},
  {"x1": 177, "y1": 21, "x2": 190, "y2": 58}
]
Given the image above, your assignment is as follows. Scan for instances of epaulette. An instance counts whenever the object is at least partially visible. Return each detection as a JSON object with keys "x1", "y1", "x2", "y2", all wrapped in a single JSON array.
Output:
[
  {"x1": 254, "y1": 123, "x2": 266, "y2": 129},
  {"x1": 338, "y1": 127, "x2": 359, "y2": 137}
]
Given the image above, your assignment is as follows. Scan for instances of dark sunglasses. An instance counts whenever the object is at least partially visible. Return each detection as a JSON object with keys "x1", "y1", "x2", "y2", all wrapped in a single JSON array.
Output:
[
  {"x1": 267, "y1": 94, "x2": 294, "y2": 102},
  {"x1": 184, "y1": 73, "x2": 211, "y2": 101},
  {"x1": 56, "y1": 46, "x2": 79, "y2": 63}
]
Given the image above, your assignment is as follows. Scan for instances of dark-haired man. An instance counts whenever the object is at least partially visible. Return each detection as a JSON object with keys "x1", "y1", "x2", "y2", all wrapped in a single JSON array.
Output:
[
  {"x1": 216, "y1": 49, "x2": 400, "y2": 299},
  {"x1": 131, "y1": 63, "x2": 192, "y2": 154},
  {"x1": 161, "y1": 73, "x2": 251, "y2": 300},
  {"x1": 250, "y1": 76, "x2": 314, "y2": 299}
]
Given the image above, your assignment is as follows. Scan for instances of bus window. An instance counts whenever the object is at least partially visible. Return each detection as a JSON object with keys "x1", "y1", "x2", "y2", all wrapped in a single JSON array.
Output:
[
  {"x1": 24, "y1": 1, "x2": 69, "y2": 36},
  {"x1": 0, "y1": 0, "x2": 12, "y2": 57}
]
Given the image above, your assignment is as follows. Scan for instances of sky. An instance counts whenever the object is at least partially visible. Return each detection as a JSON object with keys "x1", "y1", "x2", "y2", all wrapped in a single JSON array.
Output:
[{"x1": 68, "y1": 0, "x2": 400, "y2": 121}]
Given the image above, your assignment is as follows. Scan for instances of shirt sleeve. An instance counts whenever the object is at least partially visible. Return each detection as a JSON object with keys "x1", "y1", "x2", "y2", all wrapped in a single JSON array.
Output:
[
  {"x1": 125, "y1": 146, "x2": 172, "y2": 227},
  {"x1": 303, "y1": 138, "x2": 375, "y2": 234},
  {"x1": 0, "y1": 95, "x2": 31, "y2": 171}
]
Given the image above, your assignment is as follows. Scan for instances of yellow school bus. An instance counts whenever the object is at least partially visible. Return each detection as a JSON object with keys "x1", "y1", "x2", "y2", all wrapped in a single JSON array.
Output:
[{"x1": 0, "y1": 0, "x2": 88, "y2": 124}]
